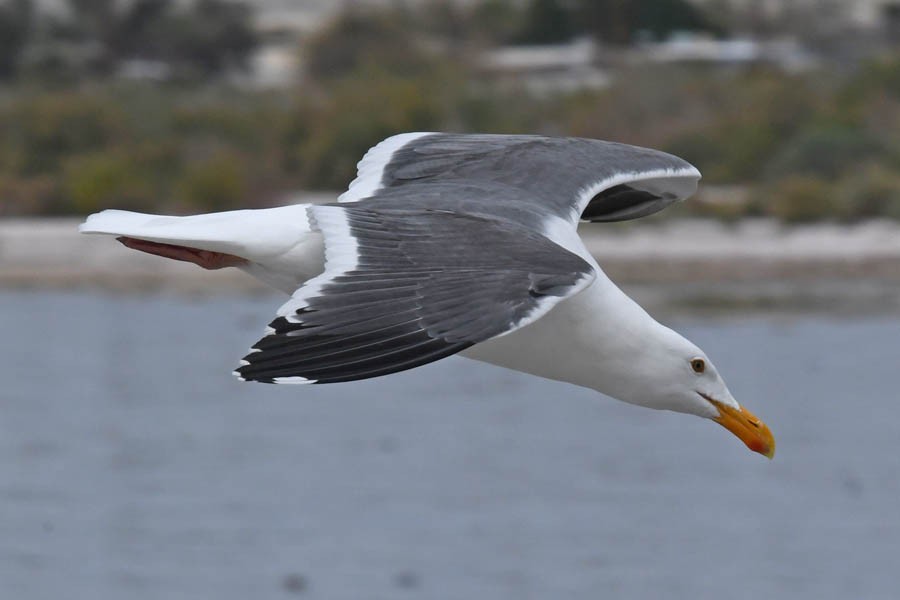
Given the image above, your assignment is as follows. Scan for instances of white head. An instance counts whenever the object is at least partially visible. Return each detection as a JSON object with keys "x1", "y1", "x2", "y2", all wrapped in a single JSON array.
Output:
[{"x1": 596, "y1": 321, "x2": 775, "y2": 458}]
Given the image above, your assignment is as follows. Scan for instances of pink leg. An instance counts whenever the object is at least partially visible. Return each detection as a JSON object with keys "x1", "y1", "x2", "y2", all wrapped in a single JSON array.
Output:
[{"x1": 117, "y1": 237, "x2": 248, "y2": 270}]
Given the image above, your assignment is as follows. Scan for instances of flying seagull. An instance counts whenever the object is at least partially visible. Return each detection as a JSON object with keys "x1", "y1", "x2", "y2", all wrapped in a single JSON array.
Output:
[{"x1": 80, "y1": 132, "x2": 775, "y2": 458}]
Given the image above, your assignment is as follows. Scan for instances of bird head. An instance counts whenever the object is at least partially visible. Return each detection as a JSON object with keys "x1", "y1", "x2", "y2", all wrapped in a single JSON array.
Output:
[
  {"x1": 674, "y1": 351, "x2": 774, "y2": 459},
  {"x1": 604, "y1": 324, "x2": 775, "y2": 459}
]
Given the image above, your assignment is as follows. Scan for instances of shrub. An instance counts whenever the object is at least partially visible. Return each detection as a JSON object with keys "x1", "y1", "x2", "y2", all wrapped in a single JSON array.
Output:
[
  {"x1": 667, "y1": 122, "x2": 782, "y2": 183},
  {"x1": 175, "y1": 151, "x2": 247, "y2": 211},
  {"x1": 305, "y1": 8, "x2": 437, "y2": 82},
  {"x1": 835, "y1": 164, "x2": 900, "y2": 222},
  {"x1": 63, "y1": 151, "x2": 155, "y2": 214},
  {"x1": 764, "y1": 176, "x2": 839, "y2": 223},
  {"x1": 0, "y1": 175, "x2": 59, "y2": 216},
  {"x1": 764, "y1": 126, "x2": 885, "y2": 181},
  {"x1": 2, "y1": 92, "x2": 125, "y2": 176},
  {"x1": 294, "y1": 71, "x2": 445, "y2": 189}
]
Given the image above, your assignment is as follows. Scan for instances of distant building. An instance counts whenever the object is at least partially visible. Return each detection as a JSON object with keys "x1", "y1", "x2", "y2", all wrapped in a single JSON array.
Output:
[
  {"x1": 638, "y1": 33, "x2": 819, "y2": 72},
  {"x1": 849, "y1": 0, "x2": 900, "y2": 26},
  {"x1": 688, "y1": 0, "x2": 899, "y2": 29},
  {"x1": 480, "y1": 38, "x2": 611, "y2": 95},
  {"x1": 247, "y1": 19, "x2": 308, "y2": 89}
]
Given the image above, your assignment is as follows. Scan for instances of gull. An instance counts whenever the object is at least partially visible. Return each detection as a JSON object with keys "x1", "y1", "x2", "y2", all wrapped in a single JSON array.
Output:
[{"x1": 80, "y1": 133, "x2": 775, "y2": 458}]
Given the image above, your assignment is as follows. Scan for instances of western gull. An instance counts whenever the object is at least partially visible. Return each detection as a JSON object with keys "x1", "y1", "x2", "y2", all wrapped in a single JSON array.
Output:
[{"x1": 79, "y1": 132, "x2": 775, "y2": 458}]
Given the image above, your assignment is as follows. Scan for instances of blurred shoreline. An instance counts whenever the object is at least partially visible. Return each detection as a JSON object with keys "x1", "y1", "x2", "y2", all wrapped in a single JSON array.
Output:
[{"x1": 3, "y1": 216, "x2": 900, "y2": 314}]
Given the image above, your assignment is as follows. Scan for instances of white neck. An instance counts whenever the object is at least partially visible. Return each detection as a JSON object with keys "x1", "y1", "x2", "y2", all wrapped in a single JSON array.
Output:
[{"x1": 461, "y1": 271, "x2": 669, "y2": 403}]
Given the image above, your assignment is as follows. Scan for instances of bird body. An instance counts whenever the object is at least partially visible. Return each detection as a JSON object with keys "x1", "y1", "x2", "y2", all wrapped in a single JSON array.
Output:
[{"x1": 80, "y1": 132, "x2": 774, "y2": 457}]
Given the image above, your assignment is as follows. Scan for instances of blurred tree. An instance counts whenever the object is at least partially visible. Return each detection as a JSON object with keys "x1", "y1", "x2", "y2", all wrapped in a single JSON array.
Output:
[
  {"x1": 176, "y1": 151, "x2": 247, "y2": 211},
  {"x1": 366, "y1": 0, "x2": 525, "y2": 48},
  {"x1": 59, "y1": 0, "x2": 258, "y2": 78},
  {"x1": 659, "y1": 71, "x2": 819, "y2": 183},
  {"x1": 305, "y1": 7, "x2": 435, "y2": 81},
  {"x1": 64, "y1": 151, "x2": 154, "y2": 213},
  {"x1": 836, "y1": 165, "x2": 900, "y2": 222},
  {"x1": 0, "y1": 0, "x2": 33, "y2": 79},
  {"x1": 577, "y1": 0, "x2": 627, "y2": 44},
  {"x1": 765, "y1": 126, "x2": 885, "y2": 181},
  {"x1": 468, "y1": 0, "x2": 523, "y2": 45},
  {"x1": 64, "y1": 0, "x2": 120, "y2": 74},
  {"x1": 295, "y1": 71, "x2": 444, "y2": 188},
  {"x1": 4, "y1": 93, "x2": 124, "y2": 175},
  {"x1": 575, "y1": 0, "x2": 721, "y2": 44},
  {"x1": 415, "y1": 0, "x2": 469, "y2": 44},
  {"x1": 765, "y1": 176, "x2": 838, "y2": 223},
  {"x1": 163, "y1": 0, "x2": 258, "y2": 76},
  {"x1": 514, "y1": 0, "x2": 574, "y2": 45},
  {"x1": 111, "y1": 0, "x2": 174, "y2": 62}
]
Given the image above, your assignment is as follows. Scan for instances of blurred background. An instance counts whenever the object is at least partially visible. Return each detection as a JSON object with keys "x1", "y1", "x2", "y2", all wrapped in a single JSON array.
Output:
[
  {"x1": 0, "y1": 0, "x2": 899, "y2": 220},
  {"x1": 2, "y1": 1, "x2": 900, "y2": 599}
]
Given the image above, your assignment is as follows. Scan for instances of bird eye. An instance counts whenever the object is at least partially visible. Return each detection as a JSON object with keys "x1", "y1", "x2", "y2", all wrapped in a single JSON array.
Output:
[{"x1": 691, "y1": 358, "x2": 706, "y2": 374}]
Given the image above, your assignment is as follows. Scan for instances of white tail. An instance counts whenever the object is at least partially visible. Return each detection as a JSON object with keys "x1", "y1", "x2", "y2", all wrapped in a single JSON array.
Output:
[
  {"x1": 79, "y1": 206, "x2": 315, "y2": 261},
  {"x1": 79, "y1": 205, "x2": 324, "y2": 293}
]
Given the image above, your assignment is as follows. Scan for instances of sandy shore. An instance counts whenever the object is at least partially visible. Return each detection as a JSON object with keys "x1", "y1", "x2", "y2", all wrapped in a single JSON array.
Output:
[
  {"x1": 3, "y1": 217, "x2": 899, "y2": 310},
  {"x1": 0, "y1": 218, "x2": 263, "y2": 292},
  {"x1": 582, "y1": 218, "x2": 900, "y2": 281}
]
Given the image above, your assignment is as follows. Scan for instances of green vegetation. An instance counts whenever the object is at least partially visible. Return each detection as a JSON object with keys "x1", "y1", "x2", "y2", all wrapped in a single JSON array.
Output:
[
  {"x1": 762, "y1": 176, "x2": 839, "y2": 224},
  {"x1": 4, "y1": 57, "x2": 900, "y2": 222},
  {"x1": 575, "y1": 0, "x2": 721, "y2": 44},
  {"x1": 390, "y1": 0, "x2": 722, "y2": 46},
  {"x1": 3, "y1": 0, "x2": 258, "y2": 82},
  {"x1": 0, "y1": 85, "x2": 283, "y2": 215},
  {"x1": 515, "y1": 0, "x2": 575, "y2": 45},
  {"x1": 1, "y1": 2, "x2": 899, "y2": 223}
]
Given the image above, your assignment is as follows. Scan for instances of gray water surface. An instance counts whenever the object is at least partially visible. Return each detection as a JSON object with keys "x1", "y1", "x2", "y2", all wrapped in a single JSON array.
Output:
[{"x1": 1, "y1": 291, "x2": 899, "y2": 599}]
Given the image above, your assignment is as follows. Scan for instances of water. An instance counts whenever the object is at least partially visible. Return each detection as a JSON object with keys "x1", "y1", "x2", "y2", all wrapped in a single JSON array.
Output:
[{"x1": 1, "y1": 290, "x2": 899, "y2": 599}]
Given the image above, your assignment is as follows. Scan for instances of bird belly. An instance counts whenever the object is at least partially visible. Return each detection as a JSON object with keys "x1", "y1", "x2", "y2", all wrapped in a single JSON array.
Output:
[{"x1": 459, "y1": 289, "x2": 604, "y2": 390}]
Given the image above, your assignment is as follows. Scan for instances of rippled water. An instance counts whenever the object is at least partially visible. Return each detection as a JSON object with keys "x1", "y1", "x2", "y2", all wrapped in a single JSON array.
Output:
[{"x1": 2, "y1": 290, "x2": 899, "y2": 600}]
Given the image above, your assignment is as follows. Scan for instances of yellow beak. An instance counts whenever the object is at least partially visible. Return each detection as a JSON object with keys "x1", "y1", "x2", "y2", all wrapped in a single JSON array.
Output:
[{"x1": 708, "y1": 398, "x2": 775, "y2": 459}]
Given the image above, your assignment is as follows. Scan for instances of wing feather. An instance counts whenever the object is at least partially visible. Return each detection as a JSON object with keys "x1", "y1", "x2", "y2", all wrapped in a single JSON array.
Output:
[
  {"x1": 234, "y1": 204, "x2": 594, "y2": 384},
  {"x1": 339, "y1": 133, "x2": 701, "y2": 225}
]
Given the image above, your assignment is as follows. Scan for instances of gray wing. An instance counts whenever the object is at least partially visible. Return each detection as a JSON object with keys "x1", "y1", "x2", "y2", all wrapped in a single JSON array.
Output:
[
  {"x1": 234, "y1": 204, "x2": 594, "y2": 384},
  {"x1": 339, "y1": 132, "x2": 701, "y2": 224}
]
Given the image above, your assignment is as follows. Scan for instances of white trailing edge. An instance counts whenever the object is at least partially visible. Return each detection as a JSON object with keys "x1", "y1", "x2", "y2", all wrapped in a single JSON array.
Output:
[{"x1": 338, "y1": 132, "x2": 435, "y2": 203}]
